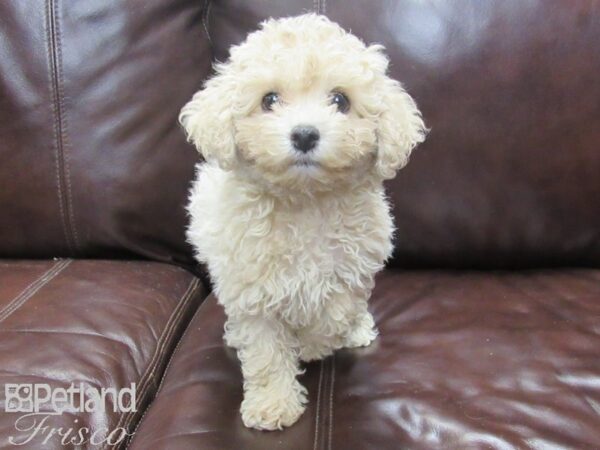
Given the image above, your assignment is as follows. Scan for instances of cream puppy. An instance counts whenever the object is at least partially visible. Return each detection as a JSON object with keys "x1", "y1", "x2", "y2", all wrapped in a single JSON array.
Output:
[{"x1": 180, "y1": 14, "x2": 425, "y2": 430}]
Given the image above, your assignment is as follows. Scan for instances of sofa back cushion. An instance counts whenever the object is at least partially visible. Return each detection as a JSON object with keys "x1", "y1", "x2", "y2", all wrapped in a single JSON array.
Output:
[
  {"x1": 207, "y1": 0, "x2": 600, "y2": 268},
  {"x1": 0, "y1": 0, "x2": 209, "y2": 266},
  {"x1": 2, "y1": 0, "x2": 599, "y2": 269}
]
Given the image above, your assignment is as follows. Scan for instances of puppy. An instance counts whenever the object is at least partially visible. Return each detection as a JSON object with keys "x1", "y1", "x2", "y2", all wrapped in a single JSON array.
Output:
[{"x1": 180, "y1": 14, "x2": 425, "y2": 430}]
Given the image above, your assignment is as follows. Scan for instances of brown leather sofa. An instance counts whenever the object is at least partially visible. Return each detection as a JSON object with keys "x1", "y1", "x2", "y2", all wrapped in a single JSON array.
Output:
[{"x1": 1, "y1": 1, "x2": 599, "y2": 449}]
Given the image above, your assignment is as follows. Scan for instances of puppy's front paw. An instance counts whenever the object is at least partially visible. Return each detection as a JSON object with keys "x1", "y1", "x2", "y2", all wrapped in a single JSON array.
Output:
[
  {"x1": 344, "y1": 313, "x2": 378, "y2": 348},
  {"x1": 241, "y1": 381, "x2": 307, "y2": 430}
]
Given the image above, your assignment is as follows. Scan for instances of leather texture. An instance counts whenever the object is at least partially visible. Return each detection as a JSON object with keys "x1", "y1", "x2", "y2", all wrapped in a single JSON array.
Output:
[
  {"x1": 1, "y1": 1, "x2": 600, "y2": 449},
  {"x1": 129, "y1": 269, "x2": 600, "y2": 450},
  {"x1": 0, "y1": 0, "x2": 209, "y2": 266},
  {"x1": 0, "y1": 260, "x2": 206, "y2": 448},
  {"x1": 2, "y1": 0, "x2": 599, "y2": 269},
  {"x1": 207, "y1": 0, "x2": 600, "y2": 269}
]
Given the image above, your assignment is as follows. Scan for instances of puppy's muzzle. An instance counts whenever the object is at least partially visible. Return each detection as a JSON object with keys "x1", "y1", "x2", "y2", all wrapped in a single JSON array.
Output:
[{"x1": 291, "y1": 125, "x2": 320, "y2": 153}]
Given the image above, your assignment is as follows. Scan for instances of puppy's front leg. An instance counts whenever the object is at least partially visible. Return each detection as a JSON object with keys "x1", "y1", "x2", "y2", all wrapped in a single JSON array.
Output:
[{"x1": 227, "y1": 316, "x2": 307, "y2": 430}]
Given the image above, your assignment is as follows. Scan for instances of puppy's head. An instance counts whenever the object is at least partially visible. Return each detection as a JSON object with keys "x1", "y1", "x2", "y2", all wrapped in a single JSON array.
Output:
[{"x1": 180, "y1": 14, "x2": 426, "y2": 190}]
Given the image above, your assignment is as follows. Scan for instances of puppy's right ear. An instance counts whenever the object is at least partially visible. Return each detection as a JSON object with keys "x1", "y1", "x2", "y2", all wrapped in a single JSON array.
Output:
[{"x1": 179, "y1": 67, "x2": 237, "y2": 169}]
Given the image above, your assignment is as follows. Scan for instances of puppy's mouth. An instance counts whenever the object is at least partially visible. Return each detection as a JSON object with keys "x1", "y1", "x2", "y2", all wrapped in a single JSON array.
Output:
[
  {"x1": 293, "y1": 159, "x2": 319, "y2": 168},
  {"x1": 291, "y1": 154, "x2": 320, "y2": 168}
]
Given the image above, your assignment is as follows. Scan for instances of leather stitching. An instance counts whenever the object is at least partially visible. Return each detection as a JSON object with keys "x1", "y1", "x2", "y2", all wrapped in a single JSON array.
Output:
[
  {"x1": 110, "y1": 277, "x2": 200, "y2": 449},
  {"x1": 46, "y1": 0, "x2": 72, "y2": 254},
  {"x1": 123, "y1": 294, "x2": 210, "y2": 450},
  {"x1": 313, "y1": 359, "x2": 325, "y2": 450},
  {"x1": 113, "y1": 277, "x2": 200, "y2": 432},
  {"x1": 328, "y1": 354, "x2": 335, "y2": 450},
  {"x1": 46, "y1": 0, "x2": 78, "y2": 254},
  {"x1": 0, "y1": 260, "x2": 71, "y2": 324},
  {"x1": 202, "y1": 0, "x2": 213, "y2": 44},
  {"x1": 53, "y1": 2, "x2": 80, "y2": 251},
  {"x1": 316, "y1": 357, "x2": 335, "y2": 450},
  {"x1": 108, "y1": 277, "x2": 202, "y2": 450}
]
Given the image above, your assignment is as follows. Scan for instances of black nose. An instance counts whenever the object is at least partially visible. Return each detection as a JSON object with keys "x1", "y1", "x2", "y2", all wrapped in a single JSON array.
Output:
[{"x1": 291, "y1": 125, "x2": 320, "y2": 153}]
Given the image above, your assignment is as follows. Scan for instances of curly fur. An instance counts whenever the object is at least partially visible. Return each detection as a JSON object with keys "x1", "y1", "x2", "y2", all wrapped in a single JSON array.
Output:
[{"x1": 180, "y1": 14, "x2": 425, "y2": 430}]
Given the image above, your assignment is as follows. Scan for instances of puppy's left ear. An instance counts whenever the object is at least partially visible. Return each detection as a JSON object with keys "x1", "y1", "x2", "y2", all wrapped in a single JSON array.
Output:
[
  {"x1": 375, "y1": 77, "x2": 427, "y2": 180},
  {"x1": 179, "y1": 68, "x2": 237, "y2": 169}
]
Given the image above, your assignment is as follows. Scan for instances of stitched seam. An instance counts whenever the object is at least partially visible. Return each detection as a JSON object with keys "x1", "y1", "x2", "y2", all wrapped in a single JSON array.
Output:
[
  {"x1": 46, "y1": 0, "x2": 73, "y2": 254},
  {"x1": 328, "y1": 354, "x2": 335, "y2": 450},
  {"x1": 313, "y1": 359, "x2": 325, "y2": 450},
  {"x1": 0, "y1": 260, "x2": 63, "y2": 319},
  {"x1": 320, "y1": 358, "x2": 332, "y2": 450},
  {"x1": 53, "y1": 2, "x2": 79, "y2": 250},
  {"x1": 109, "y1": 277, "x2": 199, "y2": 449},
  {"x1": 124, "y1": 297, "x2": 208, "y2": 450},
  {"x1": 0, "y1": 260, "x2": 71, "y2": 324},
  {"x1": 202, "y1": 0, "x2": 213, "y2": 44},
  {"x1": 47, "y1": 0, "x2": 78, "y2": 254},
  {"x1": 107, "y1": 277, "x2": 201, "y2": 450},
  {"x1": 113, "y1": 278, "x2": 199, "y2": 433}
]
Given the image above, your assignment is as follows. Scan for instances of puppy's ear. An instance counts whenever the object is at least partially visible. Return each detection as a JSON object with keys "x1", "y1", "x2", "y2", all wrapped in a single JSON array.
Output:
[
  {"x1": 375, "y1": 76, "x2": 427, "y2": 180},
  {"x1": 179, "y1": 67, "x2": 237, "y2": 169}
]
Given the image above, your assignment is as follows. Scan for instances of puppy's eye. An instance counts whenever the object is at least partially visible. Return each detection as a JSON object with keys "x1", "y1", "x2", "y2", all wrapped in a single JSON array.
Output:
[
  {"x1": 261, "y1": 92, "x2": 280, "y2": 111},
  {"x1": 330, "y1": 91, "x2": 350, "y2": 113}
]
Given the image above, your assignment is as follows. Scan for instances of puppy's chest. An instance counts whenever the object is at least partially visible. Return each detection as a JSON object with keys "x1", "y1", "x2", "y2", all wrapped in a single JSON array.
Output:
[
  {"x1": 236, "y1": 196, "x2": 392, "y2": 288},
  {"x1": 268, "y1": 209, "x2": 350, "y2": 273}
]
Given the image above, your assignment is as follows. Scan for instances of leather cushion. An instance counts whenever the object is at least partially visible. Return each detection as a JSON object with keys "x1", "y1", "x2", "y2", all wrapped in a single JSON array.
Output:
[
  {"x1": 128, "y1": 269, "x2": 600, "y2": 449},
  {"x1": 206, "y1": 0, "x2": 600, "y2": 268},
  {"x1": 0, "y1": 259, "x2": 206, "y2": 448},
  {"x1": 0, "y1": 0, "x2": 210, "y2": 266}
]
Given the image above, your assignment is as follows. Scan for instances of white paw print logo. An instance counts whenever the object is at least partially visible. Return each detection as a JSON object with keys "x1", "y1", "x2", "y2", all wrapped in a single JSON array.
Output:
[{"x1": 4, "y1": 384, "x2": 33, "y2": 413}]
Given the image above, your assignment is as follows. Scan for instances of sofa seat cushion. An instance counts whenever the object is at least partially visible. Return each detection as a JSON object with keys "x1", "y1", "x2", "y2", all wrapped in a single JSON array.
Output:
[
  {"x1": 129, "y1": 269, "x2": 600, "y2": 450},
  {"x1": 0, "y1": 259, "x2": 206, "y2": 449}
]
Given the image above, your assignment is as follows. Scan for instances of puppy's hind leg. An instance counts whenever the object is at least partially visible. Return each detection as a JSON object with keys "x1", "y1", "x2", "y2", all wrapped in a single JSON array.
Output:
[
  {"x1": 226, "y1": 316, "x2": 307, "y2": 430},
  {"x1": 343, "y1": 301, "x2": 379, "y2": 349},
  {"x1": 297, "y1": 330, "x2": 337, "y2": 363}
]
